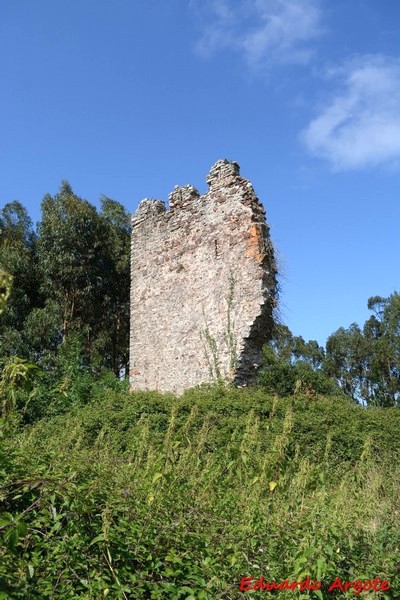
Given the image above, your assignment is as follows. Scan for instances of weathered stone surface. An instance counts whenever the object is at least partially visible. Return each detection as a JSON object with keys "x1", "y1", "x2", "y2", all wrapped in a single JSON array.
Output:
[{"x1": 130, "y1": 159, "x2": 277, "y2": 394}]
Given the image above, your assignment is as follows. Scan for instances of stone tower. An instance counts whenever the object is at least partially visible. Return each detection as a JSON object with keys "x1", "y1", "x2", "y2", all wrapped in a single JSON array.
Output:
[{"x1": 130, "y1": 159, "x2": 277, "y2": 394}]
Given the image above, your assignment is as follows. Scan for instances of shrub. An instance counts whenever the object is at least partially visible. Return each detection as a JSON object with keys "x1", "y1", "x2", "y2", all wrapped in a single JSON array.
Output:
[{"x1": 0, "y1": 386, "x2": 399, "y2": 598}]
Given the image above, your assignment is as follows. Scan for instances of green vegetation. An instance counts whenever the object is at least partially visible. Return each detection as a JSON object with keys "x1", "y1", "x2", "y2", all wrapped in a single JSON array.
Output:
[
  {"x1": 259, "y1": 298, "x2": 400, "y2": 406},
  {"x1": 1, "y1": 384, "x2": 399, "y2": 598},
  {"x1": 1, "y1": 187, "x2": 400, "y2": 598},
  {"x1": 0, "y1": 187, "x2": 130, "y2": 377},
  {"x1": 1, "y1": 188, "x2": 400, "y2": 407},
  {"x1": 325, "y1": 294, "x2": 400, "y2": 406}
]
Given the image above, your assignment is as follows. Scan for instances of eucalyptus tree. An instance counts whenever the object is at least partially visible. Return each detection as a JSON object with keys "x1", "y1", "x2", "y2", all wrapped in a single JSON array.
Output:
[
  {"x1": 36, "y1": 183, "x2": 131, "y2": 373},
  {"x1": 0, "y1": 201, "x2": 38, "y2": 357},
  {"x1": 325, "y1": 293, "x2": 400, "y2": 406}
]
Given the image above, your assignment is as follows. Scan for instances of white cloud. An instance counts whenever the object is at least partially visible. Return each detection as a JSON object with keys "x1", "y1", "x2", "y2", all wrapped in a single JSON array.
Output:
[
  {"x1": 193, "y1": 0, "x2": 323, "y2": 69},
  {"x1": 302, "y1": 55, "x2": 400, "y2": 170}
]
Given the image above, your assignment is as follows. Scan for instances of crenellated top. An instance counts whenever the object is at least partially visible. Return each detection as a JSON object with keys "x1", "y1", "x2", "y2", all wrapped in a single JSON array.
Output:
[
  {"x1": 132, "y1": 159, "x2": 243, "y2": 226},
  {"x1": 206, "y1": 159, "x2": 240, "y2": 188},
  {"x1": 169, "y1": 184, "x2": 200, "y2": 209}
]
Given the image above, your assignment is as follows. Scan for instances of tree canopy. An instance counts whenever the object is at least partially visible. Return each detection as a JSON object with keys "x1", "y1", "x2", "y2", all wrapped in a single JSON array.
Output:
[{"x1": 0, "y1": 183, "x2": 131, "y2": 383}]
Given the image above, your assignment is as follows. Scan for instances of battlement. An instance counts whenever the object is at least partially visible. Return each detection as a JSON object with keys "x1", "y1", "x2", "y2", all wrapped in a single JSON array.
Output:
[
  {"x1": 206, "y1": 159, "x2": 241, "y2": 187},
  {"x1": 130, "y1": 159, "x2": 277, "y2": 394},
  {"x1": 131, "y1": 198, "x2": 166, "y2": 228},
  {"x1": 169, "y1": 184, "x2": 200, "y2": 209},
  {"x1": 131, "y1": 160, "x2": 246, "y2": 225}
]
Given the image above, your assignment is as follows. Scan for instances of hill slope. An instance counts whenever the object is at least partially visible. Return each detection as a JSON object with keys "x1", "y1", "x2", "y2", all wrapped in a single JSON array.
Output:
[{"x1": 1, "y1": 386, "x2": 399, "y2": 598}]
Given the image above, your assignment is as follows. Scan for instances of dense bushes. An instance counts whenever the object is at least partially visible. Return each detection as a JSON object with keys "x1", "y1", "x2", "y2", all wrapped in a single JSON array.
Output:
[
  {"x1": 258, "y1": 360, "x2": 341, "y2": 397},
  {"x1": 1, "y1": 385, "x2": 399, "y2": 598}
]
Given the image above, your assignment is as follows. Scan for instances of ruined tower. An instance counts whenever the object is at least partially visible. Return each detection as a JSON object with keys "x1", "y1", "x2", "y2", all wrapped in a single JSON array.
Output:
[{"x1": 130, "y1": 159, "x2": 277, "y2": 394}]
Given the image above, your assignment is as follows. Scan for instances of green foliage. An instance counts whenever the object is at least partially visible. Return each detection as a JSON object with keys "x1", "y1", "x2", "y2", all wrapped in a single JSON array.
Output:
[
  {"x1": 1, "y1": 189, "x2": 399, "y2": 410},
  {"x1": 200, "y1": 326, "x2": 222, "y2": 383},
  {"x1": 0, "y1": 386, "x2": 399, "y2": 598},
  {"x1": 0, "y1": 202, "x2": 38, "y2": 355},
  {"x1": 258, "y1": 349, "x2": 297, "y2": 395},
  {"x1": 22, "y1": 335, "x2": 124, "y2": 424},
  {"x1": 93, "y1": 196, "x2": 131, "y2": 375},
  {"x1": 259, "y1": 326, "x2": 341, "y2": 397},
  {"x1": 0, "y1": 270, "x2": 12, "y2": 316},
  {"x1": 22, "y1": 300, "x2": 63, "y2": 366},
  {"x1": 0, "y1": 356, "x2": 41, "y2": 418},
  {"x1": 1, "y1": 184, "x2": 400, "y2": 597},
  {"x1": 261, "y1": 298, "x2": 400, "y2": 407},
  {"x1": 326, "y1": 292, "x2": 400, "y2": 406},
  {"x1": 0, "y1": 185, "x2": 130, "y2": 379},
  {"x1": 37, "y1": 183, "x2": 114, "y2": 342}
]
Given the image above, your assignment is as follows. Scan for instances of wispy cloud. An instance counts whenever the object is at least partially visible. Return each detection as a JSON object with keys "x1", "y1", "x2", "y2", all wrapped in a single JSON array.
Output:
[
  {"x1": 302, "y1": 55, "x2": 400, "y2": 170},
  {"x1": 192, "y1": 0, "x2": 323, "y2": 69}
]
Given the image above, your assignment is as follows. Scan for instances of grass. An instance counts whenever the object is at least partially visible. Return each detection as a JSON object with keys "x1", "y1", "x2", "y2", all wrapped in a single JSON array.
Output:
[{"x1": 1, "y1": 385, "x2": 399, "y2": 598}]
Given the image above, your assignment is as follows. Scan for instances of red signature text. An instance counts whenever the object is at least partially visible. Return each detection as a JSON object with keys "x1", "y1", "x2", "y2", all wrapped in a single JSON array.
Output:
[{"x1": 240, "y1": 576, "x2": 391, "y2": 595}]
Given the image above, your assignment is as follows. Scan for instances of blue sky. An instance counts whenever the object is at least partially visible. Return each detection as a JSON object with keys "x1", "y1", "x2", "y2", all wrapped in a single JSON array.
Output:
[{"x1": 1, "y1": 0, "x2": 399, "y2": 346}]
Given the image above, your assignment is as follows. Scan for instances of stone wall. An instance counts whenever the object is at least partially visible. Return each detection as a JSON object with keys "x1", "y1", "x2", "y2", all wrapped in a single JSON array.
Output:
[{"x1": 130, "y1": 159, "x2": 277, "y2": 394}]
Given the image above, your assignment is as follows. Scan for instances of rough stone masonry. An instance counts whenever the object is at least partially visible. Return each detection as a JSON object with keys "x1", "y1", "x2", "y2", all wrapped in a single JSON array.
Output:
[{"x1": 130, "y1": 159, "x2": 277, "y2": 394}]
